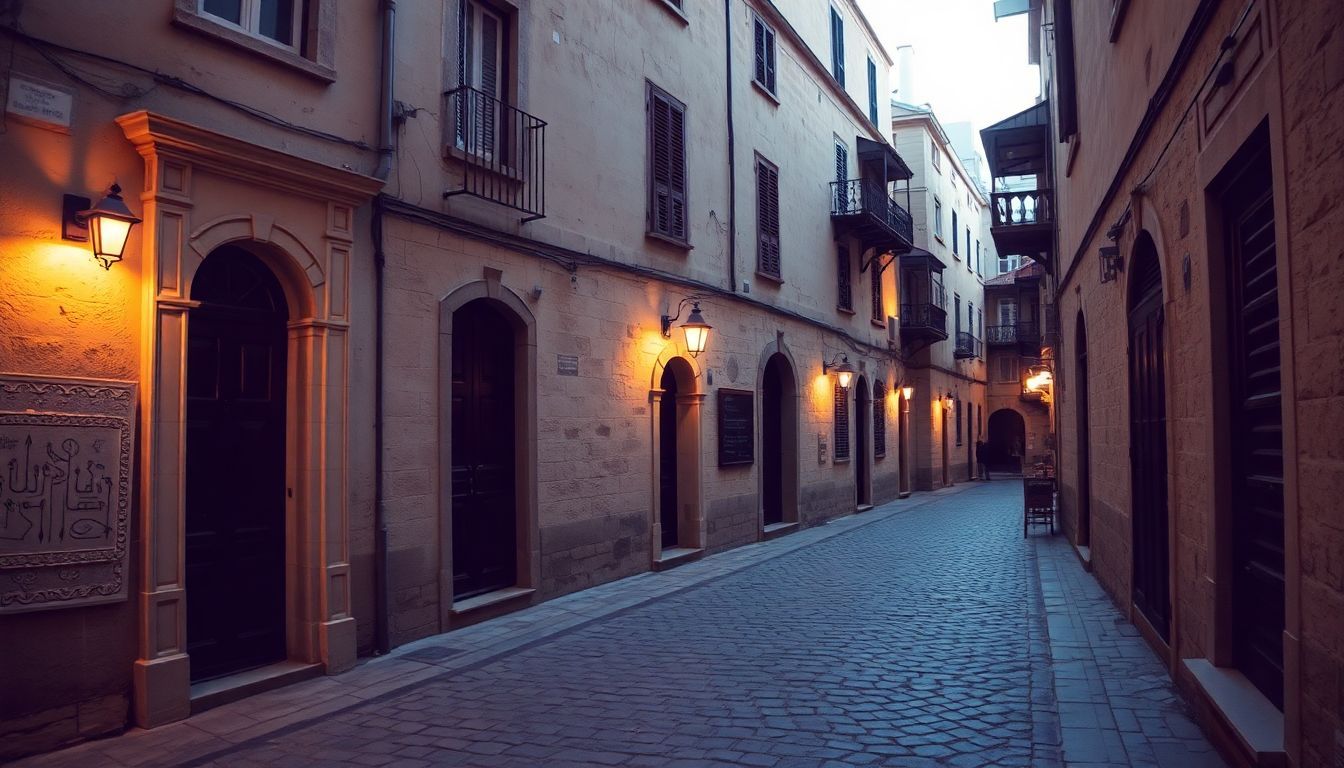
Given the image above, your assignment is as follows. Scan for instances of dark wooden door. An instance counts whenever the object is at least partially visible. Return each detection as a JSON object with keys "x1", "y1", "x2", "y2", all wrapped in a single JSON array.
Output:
[
  {"x1": 762, "y1": 357, "x2": 783, "y2": 526},
  {"x1": 1225, "y1": 140, "x2": 1284, "y2": 708},
  {"x1": 1076, "y1": 321, "x2": 1091, "y2": 545},
  {"x1": 1128, "y1": 252, "x2": 1170, "y2": 641},
  {"x1": 659, "y1": 368, "x2": 679, "y2": 548},
  {"x1": 451, "y1": 300, "x2": 517, "y2": 600},
  {"x1": 855, "y1": 384, "x2": 869, "y2": 504},
  {"x1": 185, "y1": 248, "x2": 288, "y2": 683}
]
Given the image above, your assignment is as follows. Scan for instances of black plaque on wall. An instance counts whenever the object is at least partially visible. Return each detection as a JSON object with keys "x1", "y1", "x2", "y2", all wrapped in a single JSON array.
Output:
[{"x1": 717, "y1": 388, "x2": 755, "y2": 467}]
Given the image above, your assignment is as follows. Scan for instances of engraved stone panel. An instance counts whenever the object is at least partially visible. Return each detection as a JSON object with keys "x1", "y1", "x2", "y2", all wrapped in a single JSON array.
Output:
[{"x1": 0, "y1": 374, "x2": 136, "y2": 612}]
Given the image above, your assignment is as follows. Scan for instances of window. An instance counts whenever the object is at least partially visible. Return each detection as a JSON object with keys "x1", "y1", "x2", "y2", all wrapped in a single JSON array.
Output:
[
  {"x1": 647, "y1": 83, "x2": 688, "y2": 244},
  {"x1": 866, "y1": 56, "x2": 878, "y2": 125},
  {"x1": 934, "y1": 197, "x2": 943, "y2": 239},
  {"x1": 955, "y1": 399, "x2": 963, "y2": 446},
  {"x1": 874, "y1": 381, "x2": 887, "y2": 458},
  {"x1": 931, "y1": 145, "x2": 941, "y2": 173},
  {"x1": 752, "y1": 13, "x2": 778, "y2": 96},
  {"x1": 756, "y1": 154, "x2": 781, "y2": 278},
  {"x1": 997, "y1": 355, "x2": 1017, "y2": 382},
  {"x1": 978, "y1": 307, "x2": 984, "y2": 343},
  {"x1": 833, "y1": 382, "x2": 850, "y2": 461},
  {"x1": 999, "y1": 298, "x2": 1017, "y2": 325},
  {"x1": 966, "y1": 228, "x2": 972, "y2": 270},
  {"x1": 454, "y1": 0, "x2": 508, "y2": 158},
  {"x1": 871, "y1": 265, "x2": 883, "y2": 323},
  {"x1": 952, "y1": 210, "x2": 959, "y2": 255},
  {"x1": 954, "y1": 293, "x2": 961, "y2": 335},
  {"x1": 829, "y1": 6, "x2": 845, "y2": 86},
  {"x1": 976, "y1": 240, "x2": 982, "y2": 275},
  {"x1": 837, "y1": 246, "x2": 853, "y2": 311},
  {"x1": 201, "y1": 0, "x2": 301, "y2": 48},
  {"x1": 968, "y1": 302, "x2": 975, "y2": 339},
  {"x1": 998, "y1": 254, "x2": 1018, "y2": 274},
  {"x1": 833, "y1": 139, "x2": 849, "y2": 211}
]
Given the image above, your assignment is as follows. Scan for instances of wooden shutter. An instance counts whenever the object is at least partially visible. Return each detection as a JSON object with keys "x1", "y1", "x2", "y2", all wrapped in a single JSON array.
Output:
[
  {"x1": 648, "y1": 85, "x2": 688, "y2": 242},
  {"x1": 837, "y1": 245, "x2": 852, "y2": 311},
  {"x1": 756, "y1": 157, "x2": 781, "y2": 278},
  {"x1": 834, "y1": 141, "x2": 848, "y2": 212},
  {"x1": 765, "y1": 26, "x2": 776, "y2": 92},
  {"x1": 833, "y1": 382, "x2": 850, "y2": 461},
  {"x1": 871, "y1": 265, "x2": 882, "y2": 321},
  {"x1": 867, "y1": 57, "x2": 878, "y2": 124},
  {"x1": 830, "y1": 7, "x2": 845, "y2": 86},
  {"x1": 753, "y1": 16, "x2": 777, "y2": 93},
  {"x1": 873, "y1": 382, "x2": 886, "y2": 458}
]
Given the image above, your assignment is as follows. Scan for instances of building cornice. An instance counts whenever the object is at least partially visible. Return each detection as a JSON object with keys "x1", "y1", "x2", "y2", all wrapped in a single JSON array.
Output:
[{"x1": 116, "y1": 110, "x2": 384, "y2": 206}]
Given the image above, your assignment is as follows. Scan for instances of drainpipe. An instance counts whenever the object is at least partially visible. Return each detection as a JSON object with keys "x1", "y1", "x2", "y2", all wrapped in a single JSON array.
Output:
[
  {"x1": 723, "y1": 0, "x2": 737, "y2": 293},
  {"x1": 372, "y1": 0, "x2": 396, "y2": 656}
]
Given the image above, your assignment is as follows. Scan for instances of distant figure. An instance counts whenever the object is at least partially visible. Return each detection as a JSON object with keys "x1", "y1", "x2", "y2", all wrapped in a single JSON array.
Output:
[{"x1": 975, "y1": 440, "x2": 990, "y2": 480}]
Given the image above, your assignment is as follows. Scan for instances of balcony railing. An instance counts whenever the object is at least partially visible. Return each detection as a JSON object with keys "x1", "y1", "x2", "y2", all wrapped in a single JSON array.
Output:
[
  {"x1": 991, "y1": 189, "x2": 1054, "y2": 228},
  {"x1": 900, "y1": 302, "x2": 947, "y2": 333},
  {"x1": 954, "y1": 332, "x2": 982, "y2": 359},
  {"x1": 986, "y1": 324, "x2": 1017, "y2": 345},
  {"x1": 443, "y1": 85, "x2": 547, "y2": 221},
  {"x1": 830, "y1": 178, "x2": 914, "y2": 250}
]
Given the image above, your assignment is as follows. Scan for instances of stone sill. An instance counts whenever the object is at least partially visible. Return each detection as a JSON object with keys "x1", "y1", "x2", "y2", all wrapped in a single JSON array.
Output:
[
  {"x1": 172, "y1": 9, "x2": 336, "y2": 83},
  {"x1": 762, "y1": 521, "x2": 799, "y2": 540},
  {"x1": 190, "y1": 660, "x2": 322, "y2": 715},
  {"x1": 1183, "y1": 659, "x2": 1286, "y2": 767},
  {"x1": 1074, "y1": 543, "x2": 1092, "y2": 571},
  {"x1": 855, "y1": 504, "x2": 874, "y2": 513},
  {"x1": 451, "y1": 587, "x2": 536, "y2": 616},
  {"x1": 653, "y1": 547, "x2": 703, "y2": 571}
]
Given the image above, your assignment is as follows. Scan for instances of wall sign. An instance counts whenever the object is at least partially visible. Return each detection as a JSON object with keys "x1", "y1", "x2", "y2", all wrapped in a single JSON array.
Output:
[
  {"x1": 716, "y1": 389, "x2": 754, "y2": 467},
  {"x1": 556, "y1": 354, "x2": 579, "y2": 376},
  {"x1": 0, "y1": 374, "x2": 136, "y2": 613},
  {"x1": 5, "y1": 75, "x2": 74, "y2": 133}
]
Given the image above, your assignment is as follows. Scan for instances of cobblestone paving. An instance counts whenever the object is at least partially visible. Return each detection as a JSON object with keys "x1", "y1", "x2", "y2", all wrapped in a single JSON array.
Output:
[
  {"x1": 19, "y1": 481, "x2": 1226, "y2": 767},
  {"x1": 188, "y1": 482, "x2": 1059, "y2": 768}
]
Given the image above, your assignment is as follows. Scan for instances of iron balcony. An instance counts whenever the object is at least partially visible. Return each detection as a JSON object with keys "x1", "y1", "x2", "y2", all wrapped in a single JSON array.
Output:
[
  {"x1": 900, "y1": 301, "x2": 948, "y2": 344},
  {"x1": 443, "y1": 85, "x2": 547, "y2": 221},
  {"x1": 954, "y1": 332, "x2": 982, "y2": 360},
  {"x1": 830, "y1": 178, "x2": 915, "y2": 257}
]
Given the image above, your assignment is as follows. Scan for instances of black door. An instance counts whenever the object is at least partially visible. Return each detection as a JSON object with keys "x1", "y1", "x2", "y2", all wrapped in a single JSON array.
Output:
[
  {"x1": 186, "y1": 247, "x2": 288, "y2": 683},
  {"x1": 855, "y1": 381, "x2": 870, "y2": 504},
  {"x1": 1076, "y1": 317, "x2": 1091, "y2": 546},
  {"x1": 451, "y1": 300, "x2": 517, "y2": 600},
  {"x1": 659, "y1": 367, "x2": 679, "y2": 548},
  {"x1": 1224, "y1": 137, "x2": 1284, "y2": 708},
  {"x1": 1128, "y1": 241, "x2": 1170, "y2": 641},
  {"x1": 762, "y1": 356, "x2": 784, "y2": 526}
]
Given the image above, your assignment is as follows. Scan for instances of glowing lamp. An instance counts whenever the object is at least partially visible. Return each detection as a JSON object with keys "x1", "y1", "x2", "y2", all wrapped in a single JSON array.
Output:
[
  {"x1": 823, "y1": 355, "x2": 855, "y2": 390},
  {"x1": 661, "y1": 298, "x2": 712, "y2": 358},
  {"x1": 942, "y1": 392, "x2": 954, "y2": 410},
  {"x1": 63, "y1": 183, "x2": 142, "y2": 269},
  {"x1": 901, "y1": 385, "x2": 914, "y2": 401}
]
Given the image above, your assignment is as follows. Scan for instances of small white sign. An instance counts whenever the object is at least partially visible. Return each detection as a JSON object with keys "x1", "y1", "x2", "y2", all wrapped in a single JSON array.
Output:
[{"x1": 6, "y1": 75, "x2": 73, "y2": 132}]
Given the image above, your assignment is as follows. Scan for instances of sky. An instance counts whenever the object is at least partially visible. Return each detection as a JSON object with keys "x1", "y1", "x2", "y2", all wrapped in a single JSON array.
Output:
[{"x1": 856, "y1": 0, "x2": 1041, "y2": 151}]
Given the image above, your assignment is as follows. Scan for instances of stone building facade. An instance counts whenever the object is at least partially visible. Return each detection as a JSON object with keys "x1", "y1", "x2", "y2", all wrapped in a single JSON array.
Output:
[
  {"x1": 891, "y1": 103, "x2": 989, "y2": 490},
  {"x1": 982, "y1": 262, "x2": 1053, "y2": 476},
  {"x1": 992, "y1": 1, "x2": 1344, "y2": 765},
  {"x1": 0, "y1": 0, "x2": 917, "y2": 758}
]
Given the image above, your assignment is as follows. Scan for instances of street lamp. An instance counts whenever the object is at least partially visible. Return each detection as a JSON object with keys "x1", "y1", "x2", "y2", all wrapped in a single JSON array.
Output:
[
  {"x1": 661, "y1": 298, "x2": 712, "y2": 358},
  {"x1": 63, "y1": 182, "x2": 142, "y2": 269},
  {"x1": 901, "y1": 385, "x2": 914, "y2": 402},
  {"x1": 823, "y1": 355, "x2": 856, "y2": 390}
]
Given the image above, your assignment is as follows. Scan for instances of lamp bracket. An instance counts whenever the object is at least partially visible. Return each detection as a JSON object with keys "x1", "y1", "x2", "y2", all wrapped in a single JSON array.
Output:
[
  {"x1": 860, "y1": 249, "x2": 896, "y2": 276},
  {"x1": 660, "y1": 295, "x2": 704, "y2": 337},
  {"x1": 62, "y1": 195, "x2": 92, "y2": 241}
]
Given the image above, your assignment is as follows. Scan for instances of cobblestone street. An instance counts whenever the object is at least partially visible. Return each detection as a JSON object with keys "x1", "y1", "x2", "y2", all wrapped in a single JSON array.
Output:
[{"x1": 18, "y1": 482, "x2": 1223, "y2": 768}]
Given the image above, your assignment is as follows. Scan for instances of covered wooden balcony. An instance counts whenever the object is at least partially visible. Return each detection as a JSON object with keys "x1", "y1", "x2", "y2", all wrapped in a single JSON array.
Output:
[
  {"x1": 981, "y1": 100, "x2": 1054, "y2": 271},
  {"x1": 831, "y1": 137, "x2": 916, "y2": 257},
  {"x1": 898, "y1": 249, "x2": 948, "y2": 346}
]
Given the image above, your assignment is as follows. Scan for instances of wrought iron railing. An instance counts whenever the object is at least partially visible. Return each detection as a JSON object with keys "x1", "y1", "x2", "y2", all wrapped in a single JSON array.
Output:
[
  {"x1": 955, "y1": 332, "x2": 982, "y2": 359},
  {"x1": 991, "y1": 189, "x2": 1054, "y2": 228},
  {"x1": 443, "y1": 85, "x2": 547, "y2": 221},
  {"x1": 986, "y1": 324, "x2": 1017, "y2": 344},
  {"x1": 900, "y1": 302, "x2": 947, "y2": 333},
  {"x1": 830, "y1": 178, "x2": 914, "y2": 245}
]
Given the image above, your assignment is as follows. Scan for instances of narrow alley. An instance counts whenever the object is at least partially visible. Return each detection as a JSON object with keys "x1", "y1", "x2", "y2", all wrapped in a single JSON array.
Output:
[{"x1": 17, "y1": 483, "x2": 1223, "y2": 768}]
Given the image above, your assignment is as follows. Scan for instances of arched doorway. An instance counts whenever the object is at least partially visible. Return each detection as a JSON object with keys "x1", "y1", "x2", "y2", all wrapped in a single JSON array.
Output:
[
  {"x1": 986, "y1": 408, "x2": 1026, "y2": 474},
  {"x1": 1075, "y1": 312, "x2": 1091, "y2": 547},
  {"x1": 761, "y1": 353, "x2": 798, "y2": 527},
  {"x1": 185, "y1": 245, "x2": 289, "y2": 682},
  {"x1": 854, "y1": 377, "x2": 872, "y2": 506},
  {"x1": 450, "y1": 299, "x2": 518, "y2": 600},
  {"x1": 1128, "y1": 231, "x2": 1170, "y2": 641},
  {"x1": 654, "y1": 356, "x2": 698, "y2": 552}
]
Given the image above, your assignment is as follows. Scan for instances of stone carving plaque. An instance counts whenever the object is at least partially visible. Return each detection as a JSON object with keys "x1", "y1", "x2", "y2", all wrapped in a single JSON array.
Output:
[{"x1": 0, "y1": 374, "x2": 136, "y2": 613}]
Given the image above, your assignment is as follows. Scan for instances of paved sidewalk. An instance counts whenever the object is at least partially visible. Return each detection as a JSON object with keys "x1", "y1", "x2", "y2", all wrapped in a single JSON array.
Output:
[
  {"x1": 15, "y1": 481, "x2": 1222, "y2": 767},
  {"x1": 1034, "y1": 535, "x2": 1225, "y2": 767}
]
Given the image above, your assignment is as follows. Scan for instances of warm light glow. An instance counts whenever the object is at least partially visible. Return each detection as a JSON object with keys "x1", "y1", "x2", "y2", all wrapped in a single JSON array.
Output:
[
  {"x1": 1024, "y1": 369, "x2": 1053, "y2": 392},
  {"x1": 837, "y1": 369, "x2": 853, "y2": 390},
  {"x1": 681, "y1": 318, "x2": 710, "y2": 358},
  {"x1": 901, "y1": 385, "x2": 914, "y2": 401},
  {"x1": 89, "y1": 216, "x2": 132, "y2": 268}
]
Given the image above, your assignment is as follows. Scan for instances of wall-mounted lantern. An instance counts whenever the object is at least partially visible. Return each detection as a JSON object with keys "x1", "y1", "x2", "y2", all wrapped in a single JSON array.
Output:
[
  {"x1": 942, "y1": 391, "x2": 955, "y2": 410},
  {"x1": 900, "y1": 385, "x2": 914, "y2": 402},
  {"x1": 661, "y1": 298, "x2": 712, "y2": 358},
  {"x1": 63, "y1": 183, "x2": 142, "y2": 269},
  {"x1": 1099, "y1": 244, "x2": 1123, "y2": 284},
  {"x1": 823, "y1": 354, "x2": 855, "y2": 390}
]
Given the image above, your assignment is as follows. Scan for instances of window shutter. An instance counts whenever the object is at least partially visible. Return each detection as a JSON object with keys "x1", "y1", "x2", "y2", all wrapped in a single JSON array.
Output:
[
  {"x1": 837, "y1": 246, "x2": 852, "y2": 311},
  {"x1": 830, "y1": 8, "x2": 845, "y2": 86},
  {"x1": 757, "y1": 158, "x2": 781, "y2": 278},
  {"x1": 834, "y1": 141, "x2": 848, "y2": 211},
  {"x1": 874, "y1": 381, "x2": 886, "y2": 458},
  {"x1": 833, "y1": 382, "x2": 850, "y2": 461},
  {"x1": 754, "y1": 17, "x2": 767, "y2": 86},
  {"x1": 765, "y1": 27, "x2": 776, "y2": 92},
  {"x1": 871, "y1": 265, "x2": 882, "y2": 321},
  {"x1": 867, "y1": 57, "x2": 878, "y2": 124},
  {"x1": 648, "y1": 87, "x2": 688, "y2": 242}
]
